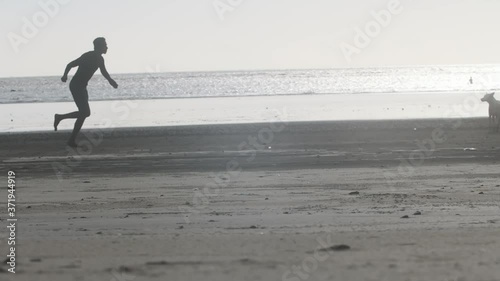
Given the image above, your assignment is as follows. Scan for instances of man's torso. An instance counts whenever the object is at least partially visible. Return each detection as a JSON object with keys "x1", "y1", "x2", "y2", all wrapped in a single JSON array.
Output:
[{"x1": 71, "y1": 51, "x2": 103, "y2": 87}]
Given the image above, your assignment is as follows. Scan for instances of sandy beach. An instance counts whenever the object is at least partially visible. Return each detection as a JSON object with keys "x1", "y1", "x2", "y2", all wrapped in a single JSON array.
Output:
[
  {"x1": 4, "y1": 0, "x2": 500, "y2": 280},
  {"x1": 1, "y1": 118, "x2": 499, "y2": 281}
]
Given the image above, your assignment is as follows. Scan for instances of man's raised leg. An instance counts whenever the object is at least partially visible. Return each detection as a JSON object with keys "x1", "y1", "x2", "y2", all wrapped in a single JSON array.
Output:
[{"x1": 54, "y1": 112, "x2": 81, "y2": 131}]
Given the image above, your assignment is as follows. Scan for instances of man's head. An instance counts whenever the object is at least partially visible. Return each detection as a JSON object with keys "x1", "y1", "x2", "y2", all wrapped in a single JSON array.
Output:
[{"x1": 93, "y1": 37, "x2": 108, "y2": 54}]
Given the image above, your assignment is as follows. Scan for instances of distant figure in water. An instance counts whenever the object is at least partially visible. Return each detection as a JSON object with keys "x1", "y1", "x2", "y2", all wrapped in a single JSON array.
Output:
[
  {"x1": 54, "y1": 37, "x2": 118, "y2": 147},
  {"x1": 469, "y1": 77, "x2": 473, "y2": 84}
]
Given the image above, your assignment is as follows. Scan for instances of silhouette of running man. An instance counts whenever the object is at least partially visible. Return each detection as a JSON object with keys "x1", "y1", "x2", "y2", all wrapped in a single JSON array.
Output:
[{"x1": 54, "y1": 37, "x2": 118, "y2": 147}]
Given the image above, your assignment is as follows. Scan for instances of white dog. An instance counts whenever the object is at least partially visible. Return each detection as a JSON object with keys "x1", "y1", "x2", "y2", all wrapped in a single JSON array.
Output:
[{"x1": 481, "y1": 92, "x2": 500, "y2": 132}]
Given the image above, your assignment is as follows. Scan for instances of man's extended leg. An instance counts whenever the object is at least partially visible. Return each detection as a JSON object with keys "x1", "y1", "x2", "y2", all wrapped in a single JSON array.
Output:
[
  {"x1": 67, "y1": 115, "x2": 87, "y2": 147},
  {"x1": 66, "y1": 87, "x2": 91, "y2": 147}
]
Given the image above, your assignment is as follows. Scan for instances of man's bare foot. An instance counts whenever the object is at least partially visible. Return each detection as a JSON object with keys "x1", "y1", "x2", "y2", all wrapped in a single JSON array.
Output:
[
  {"x1": 66, "y1": 141, "x2": 78, "y2": 148},
  {"x1": 54, "y1": 114, "x2": 61, "y2": 131}
]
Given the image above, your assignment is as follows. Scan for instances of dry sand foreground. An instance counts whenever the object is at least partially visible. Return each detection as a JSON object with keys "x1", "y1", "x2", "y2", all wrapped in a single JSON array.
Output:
[{"x1": 0, "y1": 118, "x2": 500, "y2": 281}]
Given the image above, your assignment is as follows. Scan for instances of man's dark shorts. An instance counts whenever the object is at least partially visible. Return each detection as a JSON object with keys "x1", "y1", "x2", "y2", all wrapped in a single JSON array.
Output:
[{"x1": 69, "y1": 82, "x2": 90, "y2": 117}]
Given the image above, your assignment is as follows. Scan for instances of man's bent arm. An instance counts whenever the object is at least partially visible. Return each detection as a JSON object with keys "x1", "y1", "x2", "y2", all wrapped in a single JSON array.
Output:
[
  {"x1": 100, "y1": 60, "x2": 118, "y2": 88},
  {"x1": 61, "y1": 58, "x2": 80, "y2": 82},
  {"x1": 100, "y1": 64, "x2": 112, "y2": 81}
]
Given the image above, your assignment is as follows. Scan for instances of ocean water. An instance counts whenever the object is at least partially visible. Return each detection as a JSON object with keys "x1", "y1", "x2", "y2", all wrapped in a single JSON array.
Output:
[{"x1": 1, "y1": 65, "x2": 500, "y2": 104}]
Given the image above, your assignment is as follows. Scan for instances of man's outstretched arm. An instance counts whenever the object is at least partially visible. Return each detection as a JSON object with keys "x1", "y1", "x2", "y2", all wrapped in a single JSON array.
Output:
[
  {"x1": 100, "y1": 60, "x2": 118, "y2": 89},
  {"x1": 61, "y1": 58, "x2": 81, "y2": 82}
]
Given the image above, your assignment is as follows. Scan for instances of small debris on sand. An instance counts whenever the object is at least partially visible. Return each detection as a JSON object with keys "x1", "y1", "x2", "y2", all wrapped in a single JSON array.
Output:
[
  {"x1": 349, "y1": 191, "x2": 360, "y2": 195},
  {"x1": 401, "y1": 215, "x2": 410, "y2": 219},
  {"x1": 319, "y1": 244, "x2": 351, "y2": 252},
  {"x1": 413, "y1": 211, "x2": 422, "y2": 215},
  {"x1": 117, "y1": 265, "x2": 134, "y2": 273},
  {"x1": 146, "y1": 261, "x2": 169, "y2": 266},
  {"x1": 239, "y1": 258, "x2": 257, "y2": 264}
]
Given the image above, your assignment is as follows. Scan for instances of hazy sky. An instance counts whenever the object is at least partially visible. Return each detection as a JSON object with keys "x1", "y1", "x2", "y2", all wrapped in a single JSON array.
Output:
[{"x1": 2, "y1": 0, "x2": 500, "y2": 77}]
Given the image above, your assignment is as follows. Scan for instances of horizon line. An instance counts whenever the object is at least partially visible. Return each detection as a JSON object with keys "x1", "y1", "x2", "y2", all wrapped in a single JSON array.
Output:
[{"x1": 2, "y1": 63, "x2": 500, "y2": 79}]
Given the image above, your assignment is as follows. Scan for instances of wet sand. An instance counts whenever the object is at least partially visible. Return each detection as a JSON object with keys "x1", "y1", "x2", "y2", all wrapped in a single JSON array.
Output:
[
  {"x1": 1, "y1": 118, "x2": 499, "y2": 281},
  {"x1": 0, "y1": 92, "x2": 489, "y2": 132}
]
